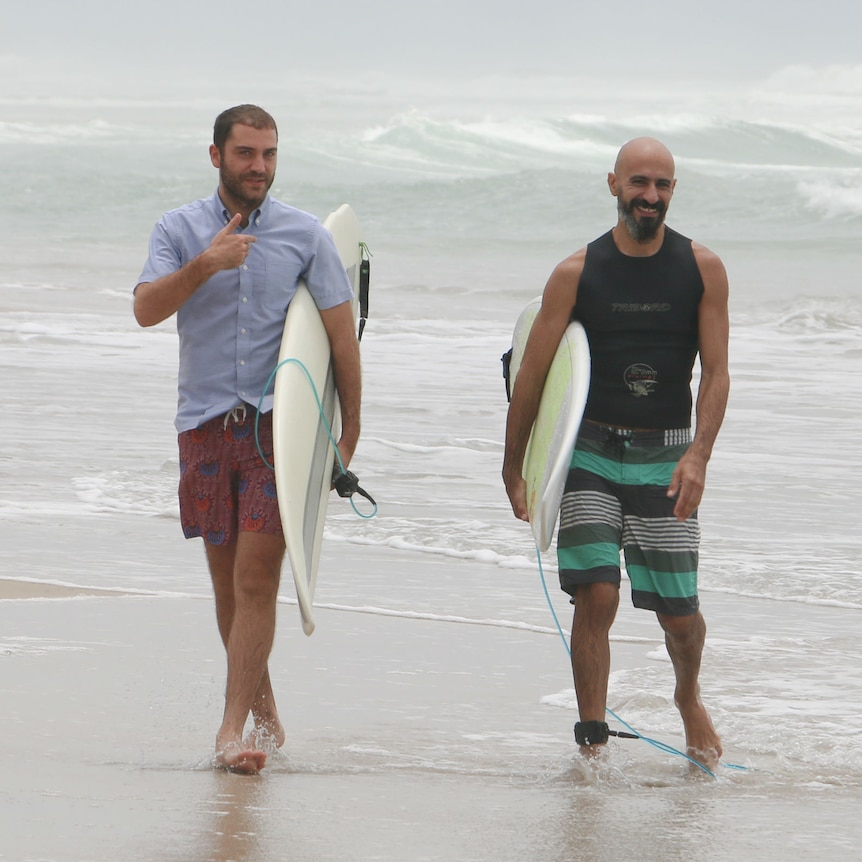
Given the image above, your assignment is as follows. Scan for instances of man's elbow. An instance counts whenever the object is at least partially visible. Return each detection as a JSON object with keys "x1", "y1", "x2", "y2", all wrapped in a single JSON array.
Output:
[{"x1": 133, "y1": 284, "x2": 159, "y2": 328}]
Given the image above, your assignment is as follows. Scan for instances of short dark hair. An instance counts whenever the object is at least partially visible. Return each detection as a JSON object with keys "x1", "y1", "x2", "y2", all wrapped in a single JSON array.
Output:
[{"x1": 213, "y1": 105, "x2": 278, "y2": 152}]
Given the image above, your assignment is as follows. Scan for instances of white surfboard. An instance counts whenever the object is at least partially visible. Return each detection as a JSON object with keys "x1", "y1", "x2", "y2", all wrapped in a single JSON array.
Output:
[
  {"x1": 272, "y1": 204, "x2": 362, "y2": 636},
  {"x1": 509, "y1": 296, "x2": 591, "y2": 552}
]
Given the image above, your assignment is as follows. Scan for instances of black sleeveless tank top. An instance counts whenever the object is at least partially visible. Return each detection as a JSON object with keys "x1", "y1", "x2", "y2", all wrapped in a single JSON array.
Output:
[{"x1": 574, "y1": 227, "x2": 704, "y2": 429}]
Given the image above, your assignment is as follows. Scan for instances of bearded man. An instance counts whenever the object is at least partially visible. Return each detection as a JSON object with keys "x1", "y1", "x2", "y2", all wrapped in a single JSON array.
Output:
[
  {"x1": 503, "y1": 137, "x2": 729, "y2": 771},
  {"x1": 134, "y1": 105, "x2": 361, "y2": 773}
]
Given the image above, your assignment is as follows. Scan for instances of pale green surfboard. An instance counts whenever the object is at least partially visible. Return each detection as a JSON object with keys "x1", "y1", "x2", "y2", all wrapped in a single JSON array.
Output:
[{"x1": 509, "y1": 296, "x2": 591, "y2": 551}]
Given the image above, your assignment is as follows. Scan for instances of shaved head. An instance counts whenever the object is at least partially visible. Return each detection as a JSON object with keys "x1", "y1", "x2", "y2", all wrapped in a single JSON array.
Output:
[{"x1": 614, "y1": 137, "x2": 675, "y2": 176}]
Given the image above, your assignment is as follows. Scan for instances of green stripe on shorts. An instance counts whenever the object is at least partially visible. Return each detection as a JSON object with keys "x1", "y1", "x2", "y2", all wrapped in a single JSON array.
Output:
[
  {"x1": 558, "y1": 541, "x2": 621, "y2": 572},
  {"x1": 571, "y1": 439, "x2": 689, "y2": 487},
  {"x1": 625, "y1": 563, "x2": 698, "y2": 600}
]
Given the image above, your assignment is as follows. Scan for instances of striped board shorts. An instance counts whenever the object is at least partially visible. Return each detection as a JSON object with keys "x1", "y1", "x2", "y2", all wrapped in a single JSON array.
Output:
[{"x1": 557, "y1": 422, "x2": 700, "y2": 616}]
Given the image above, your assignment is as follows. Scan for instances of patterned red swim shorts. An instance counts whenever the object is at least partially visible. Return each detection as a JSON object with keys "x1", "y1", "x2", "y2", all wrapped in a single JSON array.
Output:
[{"x1": 177, "y1": 407, "x2": 283, "y2": 546}]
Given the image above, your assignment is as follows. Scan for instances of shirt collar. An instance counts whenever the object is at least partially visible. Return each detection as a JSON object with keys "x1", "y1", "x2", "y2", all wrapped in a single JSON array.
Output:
[{"x1": 214, "y1": 190, "x2": 271, "y2": 229}]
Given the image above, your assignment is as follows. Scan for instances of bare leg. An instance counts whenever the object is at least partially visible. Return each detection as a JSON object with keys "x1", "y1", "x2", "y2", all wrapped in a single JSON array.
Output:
[
  {"x1": 570, "y1": 582, "x2": 620, "y2": 756},
  {"x1": 244, "y1": 669, "x2": 285, "y2": 752},
  {"x1": 657, "y1": 610, "x2": 722, "y2": 770},
  {"x1": 208, "y1": 540, "x2": 286, "y2": 751},
  {"x1": 205, "y1": 532, "x2": 285, "y2": 773}
]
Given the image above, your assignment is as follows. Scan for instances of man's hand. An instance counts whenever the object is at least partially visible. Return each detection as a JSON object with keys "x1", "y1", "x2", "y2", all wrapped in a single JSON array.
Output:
[
  {"x1": 667, "y1": 450, "x2": 707, "y2": 521},
  {"x1": 503, "y1": 468, "x2": 529, "y2": 522},
  {"x1": 205, "y1": 213, "x2": 256, "y2": 271}
]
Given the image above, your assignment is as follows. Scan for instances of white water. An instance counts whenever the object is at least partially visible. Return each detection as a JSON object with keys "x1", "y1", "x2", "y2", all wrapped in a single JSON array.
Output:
[{"x1": 1, "y1": 74, "x2": 861, "y2": 846}]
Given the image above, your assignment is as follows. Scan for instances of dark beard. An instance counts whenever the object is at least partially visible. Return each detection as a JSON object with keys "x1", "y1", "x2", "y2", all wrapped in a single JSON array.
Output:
[
  {"x1": 219, "y1": 167, "x2": 274, "y2": 210},
  {"x1": 618, "y1": 197, "x2": 666, "y2": 243}
]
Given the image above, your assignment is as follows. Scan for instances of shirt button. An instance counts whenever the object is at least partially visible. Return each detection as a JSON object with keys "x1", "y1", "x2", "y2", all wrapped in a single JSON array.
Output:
[
  {"x1": 242, "y1": 297, "x2": 248, "y2": 303},
  {"x1": 242, "y1": 265, "x2": 248, "y2": 271},
  {"x1": 240, "y1": 360, "x2": 246, "y2": 366},
  {"x1": 241, "y1": 328, "x2": 247, "y2": 335}
]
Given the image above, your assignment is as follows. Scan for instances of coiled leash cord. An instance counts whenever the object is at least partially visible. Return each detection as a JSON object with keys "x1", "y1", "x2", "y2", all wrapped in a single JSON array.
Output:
[{"x1": 255, "y1": 357, "x2": 377, "y2": 519}]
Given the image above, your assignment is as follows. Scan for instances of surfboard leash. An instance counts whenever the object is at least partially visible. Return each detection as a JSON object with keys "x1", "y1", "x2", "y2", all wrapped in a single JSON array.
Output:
[
  {"x1": 255, "y1": 358, "x2": 378, "y2": 520},
  {"x1": 331, "y1": 465, "x2": 377, "y2": 508},
  {"x1": 534, "y1": 545, "x2": 748, "y2": 778},
  {"x1": 358, "y1": 242, "x2": 372, "y2": 342}
]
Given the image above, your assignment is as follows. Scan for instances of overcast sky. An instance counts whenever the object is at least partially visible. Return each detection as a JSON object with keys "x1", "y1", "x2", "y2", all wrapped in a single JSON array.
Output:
[{"x1": 3, "y1": 0, "x2": 861, "y2": 98}]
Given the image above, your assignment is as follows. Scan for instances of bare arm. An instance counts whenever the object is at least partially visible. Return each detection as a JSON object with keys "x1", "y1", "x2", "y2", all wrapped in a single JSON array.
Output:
[
  {"x1": 503, "y1": 251, "x2": 585, "y2": 521},
  {"x1": 320, "y1": 300, "x2": 362, "y2": 470},
  {"x1": 133, "y1": 213, "x2": 252, "y2": 327},
  {"x1": 667, "y1": 243, "x2": 730, "y2": 521}
]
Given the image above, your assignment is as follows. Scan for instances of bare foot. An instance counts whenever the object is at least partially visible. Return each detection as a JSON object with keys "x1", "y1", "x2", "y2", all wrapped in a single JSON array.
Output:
[
  {"x1": 577, "y1": 743, "x2": 606, "y2": 762},
  {"x1": 243, "y1": 722, "x2": 284, "y2": 755},
  {"x1": 252, "y1": 712, "x2": 285, "y2": 747},
  {"x1": 678, "y1": 699, "x2": 722, "y2": 772},
  {"x1": 687, "y1": 746, "x2": 721, "y2": 774},
  {"x1": 214, "y1": 741, "x2": 267, "y2": 775}
]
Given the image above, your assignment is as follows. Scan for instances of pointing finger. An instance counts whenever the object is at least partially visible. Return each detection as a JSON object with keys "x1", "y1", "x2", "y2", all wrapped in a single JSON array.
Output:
[{"x1": 217, "y1": 212, "x2": 243, "y2": 237}]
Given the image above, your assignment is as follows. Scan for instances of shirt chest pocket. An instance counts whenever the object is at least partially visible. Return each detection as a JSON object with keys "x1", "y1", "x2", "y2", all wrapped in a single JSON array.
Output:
[{"x1": 257, "y1": 253, "x2": 306, "y2": 312}]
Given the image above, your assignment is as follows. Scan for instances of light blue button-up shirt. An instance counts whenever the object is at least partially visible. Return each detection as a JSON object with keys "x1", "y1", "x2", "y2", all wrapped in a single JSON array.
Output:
[{"x1": 138, "y1": 192, "x2": 354, "y2": 432}]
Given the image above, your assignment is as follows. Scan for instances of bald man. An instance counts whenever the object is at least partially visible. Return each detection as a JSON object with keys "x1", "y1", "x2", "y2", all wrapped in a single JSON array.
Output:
[{"x1": 503, "y1": 137, "x2": 729, "y2": 770}]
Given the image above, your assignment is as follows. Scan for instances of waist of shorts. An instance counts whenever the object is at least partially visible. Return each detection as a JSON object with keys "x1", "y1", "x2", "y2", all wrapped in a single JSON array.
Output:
[
  {"x1": 179, "y1": 403, "x2": 268, "y2": 436},
  {"x1": 579, "y1": 420, "x2": 692, "y2": 448}
]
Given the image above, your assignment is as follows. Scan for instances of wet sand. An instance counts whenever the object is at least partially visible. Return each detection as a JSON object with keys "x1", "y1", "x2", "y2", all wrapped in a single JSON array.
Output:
[
  {"x1": 0, "y1": 579, "x2": 132, "y2": 600},
  {"x1": 1, "y1": 548, "x2": 860, "y2": 862}
]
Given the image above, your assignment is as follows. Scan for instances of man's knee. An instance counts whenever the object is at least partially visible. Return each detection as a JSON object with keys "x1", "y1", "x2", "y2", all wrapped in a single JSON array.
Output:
[
  {"x1": 572, "y1": 581, "x2": 620, "y2": 628},
  {"x1": 234, "y1": 533, "x2": 284, "y2": 597},
  {"x1": 657, "y1": 609, "x2": 705, "y2": 641},
  {"x1": 574, "y1": 580, "x2": 619, "y2": 605}
]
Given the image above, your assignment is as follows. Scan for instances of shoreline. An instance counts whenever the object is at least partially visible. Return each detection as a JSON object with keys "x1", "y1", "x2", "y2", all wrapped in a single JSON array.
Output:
[{"x1": 0, "y1": 577, "x2": 136, "y2": 600}]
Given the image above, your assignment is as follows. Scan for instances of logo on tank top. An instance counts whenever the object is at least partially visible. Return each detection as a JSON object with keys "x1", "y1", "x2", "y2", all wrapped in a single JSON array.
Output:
[
  {"x1": 624, "y1": 363, "x2": 657, "y2": 397},
  {"x1": 612, "y1": 302, "x2": 672, "y2": 313}
]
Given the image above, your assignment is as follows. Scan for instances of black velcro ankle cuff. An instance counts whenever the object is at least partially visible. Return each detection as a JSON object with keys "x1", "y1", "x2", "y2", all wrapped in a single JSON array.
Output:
[{"x1": 574, "y1": 720, "x2": 610, "y2": 746}]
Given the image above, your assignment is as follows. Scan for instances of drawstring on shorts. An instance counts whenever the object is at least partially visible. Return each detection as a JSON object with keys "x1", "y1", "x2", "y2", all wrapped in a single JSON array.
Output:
[
  {"x1": 602, "y1": 426, "x2": 633, "y2": 458},
  {"x1": 223, "y1": 405, "x2": 248, "y2": 428}
]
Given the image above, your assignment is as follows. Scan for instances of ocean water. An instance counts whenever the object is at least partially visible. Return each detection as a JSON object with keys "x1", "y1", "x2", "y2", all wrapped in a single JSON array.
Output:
[{"x1": 2, "y1": 73, "x2": 861, "y2": 825}]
